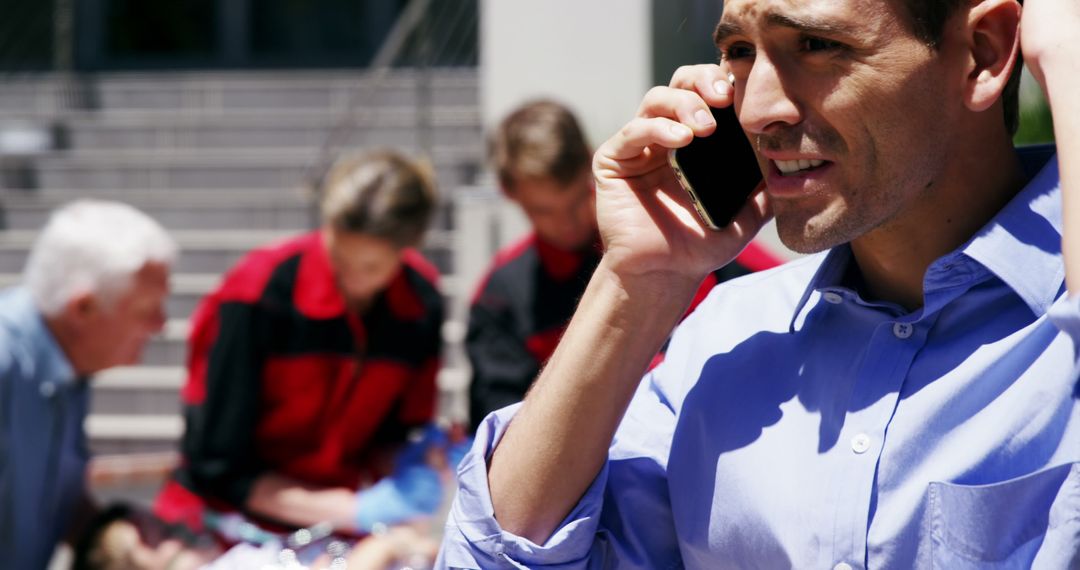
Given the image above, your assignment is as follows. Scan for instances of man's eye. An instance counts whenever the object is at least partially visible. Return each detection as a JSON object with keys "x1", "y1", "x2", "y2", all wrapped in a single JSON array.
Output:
[
  {"x1": 720, "y1": 42, "x2": 755, "y2": 61},
  {"x1": 799, "y1": 37, "x2": 845, "y2": 53}
]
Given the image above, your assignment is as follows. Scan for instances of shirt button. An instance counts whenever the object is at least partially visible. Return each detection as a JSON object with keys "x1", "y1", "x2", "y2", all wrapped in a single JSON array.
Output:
[
  {"x1": 892, "y1": 322, "x2": 914, "y2": 339},
  {"x1": 39, "y1": 382, "x2": 56, "y2": 398},
  {"x1": 823, "y1": 292, "x2": 843, "y2": 304},
  {"x1": 851, "y1": 433, "x2": 871, "y2": 454},
  {"x1": 834, "y1": 563, "x2": 854, "y2": 570}
]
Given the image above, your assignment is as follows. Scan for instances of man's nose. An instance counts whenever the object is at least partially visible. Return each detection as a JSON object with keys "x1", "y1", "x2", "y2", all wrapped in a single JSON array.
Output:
[{"x1": 737, "y1": 54, "x2": 802, "y2": 136}]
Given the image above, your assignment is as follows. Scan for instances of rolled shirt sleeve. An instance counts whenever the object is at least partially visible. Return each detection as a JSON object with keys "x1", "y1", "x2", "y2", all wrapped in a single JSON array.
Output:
[
  {"x1": 437, "y1": 367, "x2": 683, "y2": 570},
  {"x1": 438, "y1": 404, "x2": 611, "y2": 569}
]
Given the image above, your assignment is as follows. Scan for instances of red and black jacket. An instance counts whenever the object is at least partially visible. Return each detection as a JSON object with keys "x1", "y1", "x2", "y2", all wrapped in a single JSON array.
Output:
[
  {"x1": 157, "y1": 232, "x2": 443, "y2": 523},
  {"x1": 465, "y1": 234, "x2": 782, "y2": 432}
]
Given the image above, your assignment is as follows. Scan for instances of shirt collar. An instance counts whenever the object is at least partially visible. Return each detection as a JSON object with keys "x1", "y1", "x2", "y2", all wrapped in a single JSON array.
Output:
[
  {"x1": 960, "y1": 145, "x2": 1063, "y2": 316},
  {"x1": 789, "y1": 247, "x2": 852, "y2": 332},
  {"x1": 7, "y1": 287, "x2": 77, "y2": 386},
  {"x1": 788, "y1": 145, "x2": 1062, "y2": 330}
]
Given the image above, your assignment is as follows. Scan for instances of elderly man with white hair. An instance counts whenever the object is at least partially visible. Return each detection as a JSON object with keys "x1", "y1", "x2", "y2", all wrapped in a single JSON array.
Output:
[{"x1": 0, "y1": 199, "x2": 177, "y2": 569}]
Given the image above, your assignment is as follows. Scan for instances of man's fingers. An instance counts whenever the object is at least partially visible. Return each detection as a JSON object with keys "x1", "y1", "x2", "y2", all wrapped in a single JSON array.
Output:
[
  {"x1": 636, "y1": 86, "x2": 718, "y2": 138},
  {"x1": 599, "y1": 116, "x2": 694, "y2": 164},
  {"x1": 668, "y1": 63, "x2": 735, "y2": 109}
]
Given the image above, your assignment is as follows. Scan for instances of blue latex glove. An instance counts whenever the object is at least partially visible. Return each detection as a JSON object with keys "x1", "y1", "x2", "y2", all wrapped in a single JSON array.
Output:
[
  {"x1": 354, "y1": 463, "x2": 443, "y2": 533},
  {"x1": 395, "y1": 423, "x2": 448, "y2": 468}
]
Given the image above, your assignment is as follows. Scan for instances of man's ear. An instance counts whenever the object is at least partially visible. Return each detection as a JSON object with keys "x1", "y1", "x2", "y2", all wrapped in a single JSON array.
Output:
[
  {"x1": 63, "y1": 291, "x2": 99, "y2": 327},
  {"x1": 963, "y1": 0, "x2": 1022, "y2": 113}
]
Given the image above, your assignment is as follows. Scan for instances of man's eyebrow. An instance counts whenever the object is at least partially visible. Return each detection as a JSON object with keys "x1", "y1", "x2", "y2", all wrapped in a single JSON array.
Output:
[
  {"x1": 714, "y1": 13, "x2": 858, "y2": 46},
  {"x1": 713, "y1": 21, "x2": 744, "y2": 46},
  {"x1": 765, "y1": 13, "x2": 857, "y2": 37}
]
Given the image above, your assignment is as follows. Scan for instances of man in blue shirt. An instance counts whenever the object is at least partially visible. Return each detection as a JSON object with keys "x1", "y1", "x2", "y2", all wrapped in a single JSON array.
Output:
[
  {"x1": 0, "y1": 200, "x2": 176, "y2": 569},
  {"x1": 439, "y1": 0, "x2": 1080, "y2": 568}
]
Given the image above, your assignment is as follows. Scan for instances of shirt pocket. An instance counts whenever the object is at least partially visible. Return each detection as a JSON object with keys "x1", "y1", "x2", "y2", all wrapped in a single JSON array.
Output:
[{"x1": 927, "y1": 462, "x2": 1080, "y2": 570}]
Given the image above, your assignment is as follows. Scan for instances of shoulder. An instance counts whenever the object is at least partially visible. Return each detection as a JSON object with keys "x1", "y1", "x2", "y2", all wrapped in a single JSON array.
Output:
[
  {"x1": 490, "y1": 233, "x2": 540, "y2": 272},
  {"x1": 0, "y1": 288, "x2": 38, "y2": 377},
  {"x1": 389, "y1": 249, "x2": 445, "y2": 321},
  {"x1": 401, "y1": 248, "x2": 442, "y2": 288},
  {"x1": 660, "y1": 253, "x2": 826, "y2": 368},
  {"x1": 470, "y1": 234, "x2": 540, "y2": 302},
  {"x1": 694, "y1": 252, "x2": 825, "y2": 327},
  {"x1": 644, "y1": 253, "x2": 827, "y2": 412},
  {"x1": 213, "y1": 233, "x2": 314, "y2": 304}
]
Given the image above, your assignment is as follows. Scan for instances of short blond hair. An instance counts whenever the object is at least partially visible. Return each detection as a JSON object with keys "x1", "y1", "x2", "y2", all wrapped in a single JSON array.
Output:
[
  {"x1": 490, "y1": 100, "x2": 591, "y2": 192},
  {"x1": 320, "y1": 150, "x2": 438, "y2": 248}
]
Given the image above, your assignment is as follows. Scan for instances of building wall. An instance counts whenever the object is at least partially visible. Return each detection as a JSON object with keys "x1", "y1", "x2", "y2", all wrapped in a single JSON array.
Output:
[{"x1": 479, "y1": 0, "x2": 653, "y2": 150}]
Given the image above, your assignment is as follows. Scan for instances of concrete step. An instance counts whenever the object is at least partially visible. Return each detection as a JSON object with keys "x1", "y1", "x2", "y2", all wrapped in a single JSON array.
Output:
[
  {"x1": 0, "y1": 69, "x2": 479, "y2": 115},
  {"x1": 85, "y1": 365, "x2": 471, "y2": 455},
  {"x1": 0, "y1": 146, "x2": 483, "y2": 191},
  {"x1": 0, "y1": 190, "x2": 315, "y2": 231},
  {"x1": 60, "y1": 107, "x2": 482, "y2": 152},
  {"x1": 90, "y1": 362, "x2": 469, "y2": 416},
  {"x1": 0, "y1": 187, "x2": 459, "y2": 235},
  {"x1": 0, "y1": 228, "x2": 453, "y2": 275}
]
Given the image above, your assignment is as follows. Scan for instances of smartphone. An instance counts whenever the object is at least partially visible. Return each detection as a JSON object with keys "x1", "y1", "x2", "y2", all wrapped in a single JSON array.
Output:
[{"x1": 668, "y1": 106, "x2": 762, "y2": 229}]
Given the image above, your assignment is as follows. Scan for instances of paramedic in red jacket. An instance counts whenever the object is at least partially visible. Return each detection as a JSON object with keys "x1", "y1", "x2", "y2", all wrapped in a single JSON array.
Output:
[{"x1": 155, "y1": 150, "x2": 445, "y2": 536}]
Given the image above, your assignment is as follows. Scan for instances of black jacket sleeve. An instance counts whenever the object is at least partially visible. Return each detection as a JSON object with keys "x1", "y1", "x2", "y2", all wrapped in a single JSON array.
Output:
[
  {"x1": 179, "y1": 301, "x2": 268, "y2": 508},
  {"x1": 465, "y1": 280, "x2": 541, "y2": 433}
]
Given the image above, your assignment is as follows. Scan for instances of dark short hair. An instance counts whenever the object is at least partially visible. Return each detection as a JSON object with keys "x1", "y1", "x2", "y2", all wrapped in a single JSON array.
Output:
[
  {"x1": 899, "y1": 0, "x2": 1023, "y2": 135},
  {"x1": 320, "y1": 150, "x2": 438, "y2": 248},
  {"x1": 490, "y1": 99, "x2": 592, "y2": 192}
]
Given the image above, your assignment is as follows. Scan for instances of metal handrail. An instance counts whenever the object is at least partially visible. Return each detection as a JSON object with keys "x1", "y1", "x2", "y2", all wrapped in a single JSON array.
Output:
[{"x1": 298, "y1": 0, "x2": 434, "y2": 200}]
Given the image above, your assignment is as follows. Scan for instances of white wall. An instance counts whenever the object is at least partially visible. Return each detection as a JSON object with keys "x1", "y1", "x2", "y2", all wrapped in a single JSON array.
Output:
[{"x1": 480, "y1": 0, "x2": 652, "y2": 151}]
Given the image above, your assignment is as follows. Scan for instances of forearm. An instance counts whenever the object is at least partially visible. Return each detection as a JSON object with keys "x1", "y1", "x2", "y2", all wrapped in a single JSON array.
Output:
[
  {"x1": 1041, "y1": 56, "x2": 1080, "y2": 294},
  {"x1": 246, "y1": 473, "x2": 358, "y2": 532},
  {"x1": 488, "y1": 259, "x2": 702, "y2": 544}
]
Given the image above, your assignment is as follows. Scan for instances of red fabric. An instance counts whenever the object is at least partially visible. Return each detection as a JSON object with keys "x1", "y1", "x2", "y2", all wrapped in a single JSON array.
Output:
[
  {"x1": 735, "y1": 241, "x2": 785, "y2": 273},
  {"x1": 524, "y1": 328, "x2": 565, "y2": 364},
  {"x1": 257, "y1": 358, "x2": 417, "y2": 487},
  {"x1": 470, "y1": 232, "x2": 602, "y2": 304},
  {"x1": 154, "y1": 479, "x2": 211, "y2": 532}
]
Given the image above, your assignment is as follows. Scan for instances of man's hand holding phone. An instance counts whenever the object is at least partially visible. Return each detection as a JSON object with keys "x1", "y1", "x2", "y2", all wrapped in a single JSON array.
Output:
[{"x1": 593, "y1": 63, "x2": 771, "y2": 289}]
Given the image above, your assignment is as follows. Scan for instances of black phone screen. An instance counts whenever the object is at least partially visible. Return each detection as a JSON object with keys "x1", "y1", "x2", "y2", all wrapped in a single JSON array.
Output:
[{"x1": 670, "y1": 106, "x2": 762, "y2": 228}]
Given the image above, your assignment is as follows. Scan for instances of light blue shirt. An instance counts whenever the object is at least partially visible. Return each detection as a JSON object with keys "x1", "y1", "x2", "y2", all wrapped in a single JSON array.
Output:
[
  {"x1": 0, "y1": 287, "x2": 89, "y2": 570},
  {"x1": 439, "y1": 146, "x2": 1080, "y2": 569}
]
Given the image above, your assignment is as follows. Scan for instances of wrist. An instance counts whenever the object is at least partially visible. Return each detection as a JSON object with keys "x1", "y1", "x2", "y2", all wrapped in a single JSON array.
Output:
[{"x1": 595, "y1": 257, "x2": 707, "y2": 316}]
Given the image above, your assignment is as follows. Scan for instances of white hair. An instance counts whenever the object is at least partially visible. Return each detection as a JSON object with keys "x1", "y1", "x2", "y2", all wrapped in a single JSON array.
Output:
[{"x1": 23, "y1": 200, "x2": 179, "y2": 316}]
